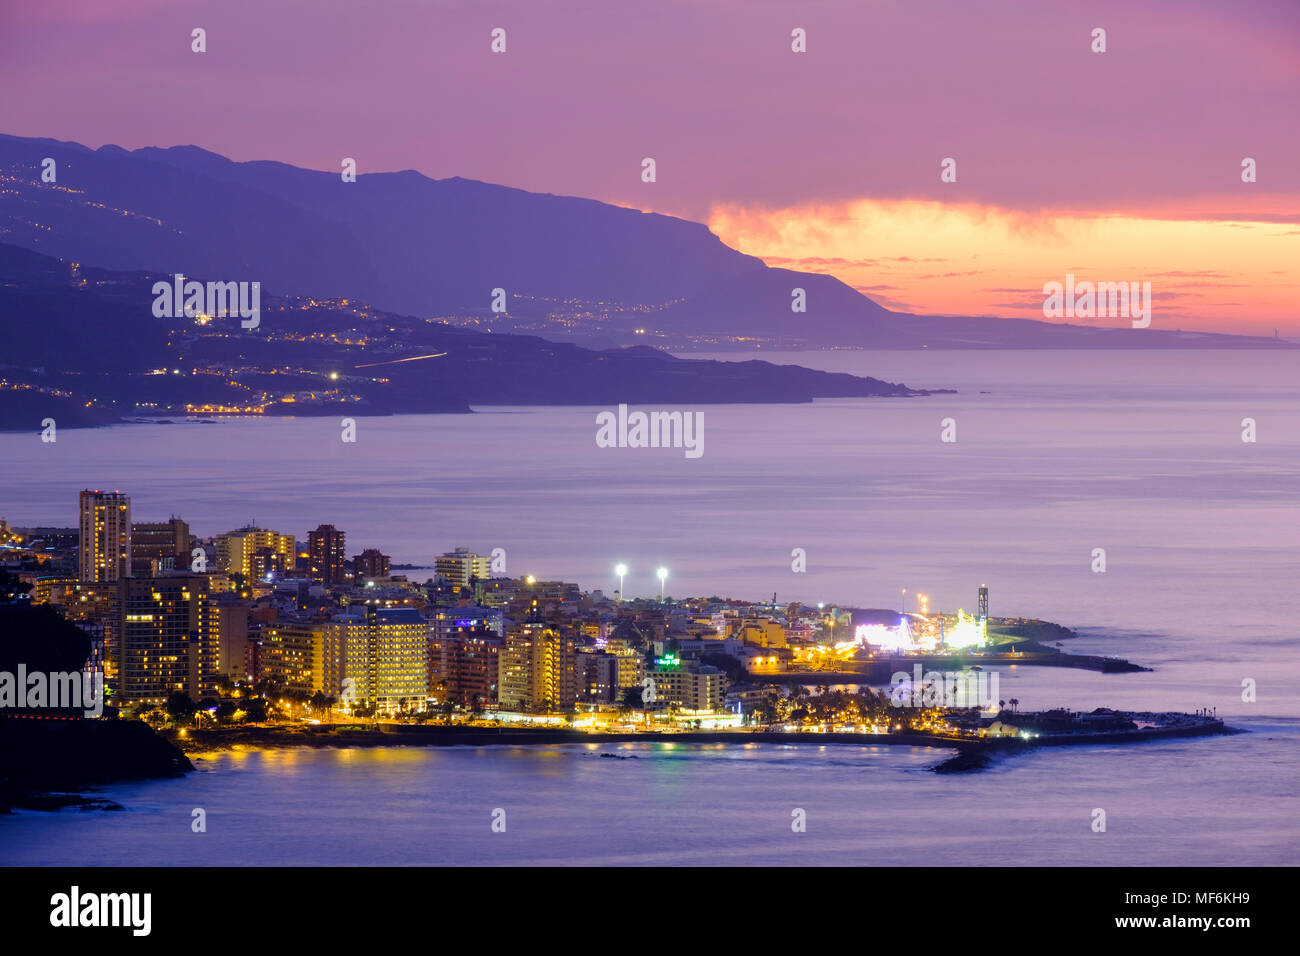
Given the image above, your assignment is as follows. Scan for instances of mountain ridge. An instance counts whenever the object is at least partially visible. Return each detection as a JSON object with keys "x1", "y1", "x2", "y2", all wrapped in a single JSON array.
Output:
[
  {"x1": 0, "y1": 132, "x2": 1290, "y2": 350},
  {"x1": 0, "y1": 242, "x2": 936, "y2": 431}
]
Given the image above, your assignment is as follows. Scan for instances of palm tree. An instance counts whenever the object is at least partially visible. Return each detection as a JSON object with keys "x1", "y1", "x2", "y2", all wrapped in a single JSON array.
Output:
[
  {"x1": 309, "y1": 690, "x2": 330, "y2": 718},
  {"x1": 166, "y1": 691, "x2": 197, "y2": 727}
]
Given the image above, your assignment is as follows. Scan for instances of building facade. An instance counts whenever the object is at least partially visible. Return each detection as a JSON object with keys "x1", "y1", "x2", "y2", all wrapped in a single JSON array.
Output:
[
  {"x1": 431, "y1": 625, "x2": 503, "y2": 709},
  {"x1": 575, "y1": 650, "x2": 620, "y2": 704},
  {"x1": 353, "y1": 548, "x2": 391, "y2": 582},
  {"x1": 322, "y1": 606, "x2": 428, "y2": 714},
  {"x1": 428, "y1": 606, "x2": 504, "y2": 705},
  {"x1": 79, "y1": 490, "x2": 131, "y2": 583},
  {"x1": 261, "y1": 621, "x2": 325, "y2": 696},
  {"x1": 646, "y1": 659, "x2": 725, "y2": 712},
  {"x1": 131, "y1": 517, "x2": 190, "y2": 576},
  {"x1": 308, "y1": 524, "x2": 347, "y2": 586},
  {"x1": 216, "y1": 527, "x2": 295, "y2": 581},
  {"x1": 435, "y1": 547, "x2": 491, "y2": 590},
  {"x1": 118, "y1": 574, "x2": 219, "y2": 704},
  {"x1": 498, "y1": 610, "x2": 577, "y2": 713}
]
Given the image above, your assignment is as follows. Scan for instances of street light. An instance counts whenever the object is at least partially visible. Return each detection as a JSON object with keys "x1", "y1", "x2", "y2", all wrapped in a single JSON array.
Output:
[
  {"x1": 657, "y1": 567, "x2": 668, "y2": 602},
  {"x1": 615, "y1": 563, "x2": 627, "y2": 602},
  {"x1": 901, "y1": 588, "x2": 907, "y2": 614}
]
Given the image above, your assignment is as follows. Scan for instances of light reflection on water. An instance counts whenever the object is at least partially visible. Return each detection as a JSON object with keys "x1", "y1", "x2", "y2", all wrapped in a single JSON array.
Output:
[
  {"x1": 1, "y1": 350, "x2": 1297, "y2": 864},
  {"x1": 1, "y1": 733, "x2": 1295, "y2": 866}
]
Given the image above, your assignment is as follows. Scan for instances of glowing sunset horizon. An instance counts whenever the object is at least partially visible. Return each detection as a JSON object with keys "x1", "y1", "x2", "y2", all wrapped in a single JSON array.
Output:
[
  {"x1": 705, "y1": 199, "x2": 1299, "y2": 336},
  {"x1": 1, "y1": 0, "x2": 1296, "y2": 335}
]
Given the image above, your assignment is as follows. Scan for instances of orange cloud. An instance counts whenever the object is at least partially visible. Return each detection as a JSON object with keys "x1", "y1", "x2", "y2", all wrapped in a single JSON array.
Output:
[{"x1": 707, "y1": 200, "x2": 1300, "y2": 335}]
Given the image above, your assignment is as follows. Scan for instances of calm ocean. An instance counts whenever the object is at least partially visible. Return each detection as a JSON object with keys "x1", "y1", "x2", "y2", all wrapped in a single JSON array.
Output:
[{"x1": 1, "y1": 349, "x2": 1297, "y2": 865}]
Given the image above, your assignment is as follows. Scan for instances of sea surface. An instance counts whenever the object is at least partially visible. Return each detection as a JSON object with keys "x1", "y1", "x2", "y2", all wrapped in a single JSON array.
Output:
[{"x1": 1, "y1": 349, "x2": 1297, "y2": 865}]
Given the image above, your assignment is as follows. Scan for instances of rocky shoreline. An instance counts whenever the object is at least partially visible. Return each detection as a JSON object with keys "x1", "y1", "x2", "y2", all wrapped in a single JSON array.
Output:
[{"x1": 0, "y1": 717, "x2": 192, "y2": 813}]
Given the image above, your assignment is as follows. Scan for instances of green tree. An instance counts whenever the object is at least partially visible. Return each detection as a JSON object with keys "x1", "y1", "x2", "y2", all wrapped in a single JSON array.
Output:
[
  {"x1": 166, "y1": 692, "x2": 197, "y2": 726},
  {"x1": 621, "y1": 685, "x2": 644, "y2": 710},
  {"x1": 242, "y1": 697, "x2": 269, "y2": 723}
]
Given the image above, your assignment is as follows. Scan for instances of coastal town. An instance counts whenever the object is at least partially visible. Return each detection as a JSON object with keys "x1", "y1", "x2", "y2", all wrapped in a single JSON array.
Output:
[{"x1": 0, "y1": 491, "x2": 1227, "y2": 764}]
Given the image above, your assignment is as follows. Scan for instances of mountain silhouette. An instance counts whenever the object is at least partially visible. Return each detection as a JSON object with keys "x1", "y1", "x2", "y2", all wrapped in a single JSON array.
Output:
[
  {"x1": 0, "y1": 242, "x2": 935, "y2": 430},
  {"x1": 0, "y1": 133, "x2": 1289, "y2": 350}
]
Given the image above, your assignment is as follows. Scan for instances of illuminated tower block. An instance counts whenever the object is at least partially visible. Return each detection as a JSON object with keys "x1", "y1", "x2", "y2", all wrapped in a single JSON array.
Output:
[
  {"x1": 119, "y1": 574, "x2": 217, "y2": 703},
  {"x1": 79, "y1": 490, "x2": 131, "y2": 583},
  {"x1": 308, "y1": 524, "x2": 347, "y2": 585}
]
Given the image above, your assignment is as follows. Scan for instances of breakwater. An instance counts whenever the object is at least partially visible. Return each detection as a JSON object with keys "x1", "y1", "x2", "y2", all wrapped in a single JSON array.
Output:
[{"x1": 177, "y1": 711, "x2": 1233, "y2": 774}]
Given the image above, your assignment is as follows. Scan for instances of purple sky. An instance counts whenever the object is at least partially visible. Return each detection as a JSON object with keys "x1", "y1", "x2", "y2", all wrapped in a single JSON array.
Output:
[
  {"x1": 3, "y1": 0, "x2": 1297, "y2": 220},
  {"x1": 2, "y1": 0, "x2": 1297, "y2": 332}
]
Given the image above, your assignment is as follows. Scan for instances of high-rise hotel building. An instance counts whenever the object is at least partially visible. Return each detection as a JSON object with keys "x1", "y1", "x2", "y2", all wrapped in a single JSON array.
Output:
[
  {"x1": 322, "y1": 606, "x2": 428, "y2": 715},
  {"x1": 79, "y1": 490, "x2": 131, "y2": 583},
  {"x1": 261, "y1": 621, "x2": 325, "y2": 696},
  {"x1": 308, "y1": 524, "x2": 347, "y2": 586},
  {"x1": 131, "y1": 517, "x2": 190, "y2": 576},
  {"x1": 429, "y1": 607, "x2": 505, "y2": 708},
  {"x1": 353, "y1": 548, "x2": 391, "y2": 583},
  {"x1": 498, "y1": 604, "x2": 577, "y2": 714},
  {"x1": 435, "y1": 547, "x2": 492, "y2": 590},
  {"x1": 216, "y1": 526, "x2": 295, "y2": 581},
  {"x1": 119, "y1": 574, "x2": 220, "y2": 704}
]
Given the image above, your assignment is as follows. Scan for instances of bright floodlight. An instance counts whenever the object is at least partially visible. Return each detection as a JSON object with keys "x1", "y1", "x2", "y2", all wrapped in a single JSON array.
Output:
[
  {"x1": 657, "y1": 567, "x2": 667, "y2": 581},
  {"x1": 656, "y1": 567, "x2": 668, "y2": 602},
  {"x1": 615, "y1": 563, "x2": 627, "y2": 577}
]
